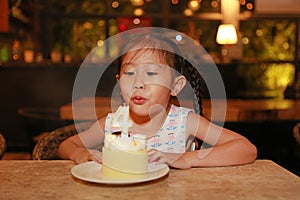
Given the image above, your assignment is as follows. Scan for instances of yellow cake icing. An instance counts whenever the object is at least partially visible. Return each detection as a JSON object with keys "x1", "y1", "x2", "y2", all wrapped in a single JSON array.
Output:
[{"x1": 102, "y1": 147, "x2": 147, "y2": 179}]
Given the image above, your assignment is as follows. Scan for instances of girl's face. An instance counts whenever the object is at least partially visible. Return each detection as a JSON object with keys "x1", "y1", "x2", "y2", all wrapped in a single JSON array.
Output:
[{"x1": 119, "y1": 50, "x2": 175, "y2": 120}]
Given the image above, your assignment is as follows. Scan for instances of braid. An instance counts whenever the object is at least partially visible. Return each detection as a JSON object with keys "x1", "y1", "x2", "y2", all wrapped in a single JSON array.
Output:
[{"x1": 182, "y1": 59, "x2": 204, "y2": 116}]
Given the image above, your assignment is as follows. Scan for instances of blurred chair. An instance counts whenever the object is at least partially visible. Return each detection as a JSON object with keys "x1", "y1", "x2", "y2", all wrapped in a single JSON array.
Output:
[
  {"x1": 293, "y1": 122, "x2": 300, "y2": 176},
  {"x1": 18, "y1": 107, "x2": 73, "y2": 151},
  {"x1": 293, "y1": 122, "x2": 300, "y2": 145},
  {"x1": 32, "y1": 121, "x2": 93, "y2": 160},
  {"x1": 0, "y1": 132, "x2": 6, "y2": 159},
  {"x1": 293, "y1": 122, "x2": 300, "y2": 156}
]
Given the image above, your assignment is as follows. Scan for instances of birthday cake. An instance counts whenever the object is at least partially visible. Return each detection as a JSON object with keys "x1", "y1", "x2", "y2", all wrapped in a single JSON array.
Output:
[{"x1": 102, "y1": 105, "x2": 148, "y2": 179}]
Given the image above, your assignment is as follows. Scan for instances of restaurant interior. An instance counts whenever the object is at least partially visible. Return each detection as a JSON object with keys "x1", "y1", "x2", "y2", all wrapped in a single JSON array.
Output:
[{"x1": 0, "y1": 0, "x2": 299, "y2": 177}]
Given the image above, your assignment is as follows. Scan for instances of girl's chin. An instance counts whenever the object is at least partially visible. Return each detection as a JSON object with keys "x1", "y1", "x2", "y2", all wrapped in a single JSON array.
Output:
[
  {"x1": 131, "y1": 108, "x2": 149, "y2": 116},
  {"x1": 131, "y1": 106, "x2": 167, "y2": 118},
  {"x1": 129, "y1": 105, "x2": 149, "y2": 115},
  {"x1": 130, "y1": 101, "x2": 147, "y2": 108}
]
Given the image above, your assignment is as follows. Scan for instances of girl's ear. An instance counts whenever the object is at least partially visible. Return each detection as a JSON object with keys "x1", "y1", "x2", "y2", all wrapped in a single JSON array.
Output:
[
  {"x1": 116, "y1": 74, "x2": 120, "y2": 80},
  {"x1": 170, "y1": 75, "x2": 186, "y2": 96}
]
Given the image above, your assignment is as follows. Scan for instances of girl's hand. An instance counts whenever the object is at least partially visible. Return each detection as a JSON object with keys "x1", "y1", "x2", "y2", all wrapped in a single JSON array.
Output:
[
  {"x1": 70, "y1": 148, "x2": 102, "y2": 164},
  {"x1": 148, "y1": 149, "x2": 192, "y2": 169}
]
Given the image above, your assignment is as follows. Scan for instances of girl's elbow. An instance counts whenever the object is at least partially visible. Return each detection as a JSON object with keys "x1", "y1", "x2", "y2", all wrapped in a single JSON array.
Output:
[
  {"x1": 244, "y1": 141, "x2": 258, "y2": 164},
  {"x1": 250, "y1": 144, "x2": 258, "y2": 161},
  {"x1": 57, "y1": 142, "x2": 64, "y2": 159},
  {"x1": 57, "y1": 140, "x2": 69, "y2": 159}
]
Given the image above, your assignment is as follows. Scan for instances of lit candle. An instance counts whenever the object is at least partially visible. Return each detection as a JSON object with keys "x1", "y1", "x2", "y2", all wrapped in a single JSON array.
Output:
[
  {"x1": 121, "y1": 104, "x2": 131, "y2": 136},
  {"x1": 112, "y1": 104, "x2": 132, "y2": 136}
]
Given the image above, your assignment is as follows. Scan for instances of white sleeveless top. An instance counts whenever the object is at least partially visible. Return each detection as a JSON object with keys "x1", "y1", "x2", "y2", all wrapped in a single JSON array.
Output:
[{"x1": 104, "y1": 105, "x2": 193, "y2": 153}]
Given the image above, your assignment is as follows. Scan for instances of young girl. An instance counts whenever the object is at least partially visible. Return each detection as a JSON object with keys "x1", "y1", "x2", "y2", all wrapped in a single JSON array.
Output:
[{"x1": 58, "y1": 33, "x2": 257, "y2": 168}]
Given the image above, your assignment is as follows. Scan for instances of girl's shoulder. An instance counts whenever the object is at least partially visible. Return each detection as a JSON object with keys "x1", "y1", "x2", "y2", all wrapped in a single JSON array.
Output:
[
  {"x1": 169, "y1": 104, "x2": 194, "y2": 114},
  {"x1": 167, "y1": 105, "x2": 194, "y2": 123}
]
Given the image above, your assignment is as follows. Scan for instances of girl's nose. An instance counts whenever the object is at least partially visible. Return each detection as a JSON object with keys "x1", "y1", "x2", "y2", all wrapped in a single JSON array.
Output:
[
  {"x1": 133, "y1": 73, "x2": 145, "y2": 89},
  {"x1": 134, "y1": 84, "x2": 144, "y2": 89}
]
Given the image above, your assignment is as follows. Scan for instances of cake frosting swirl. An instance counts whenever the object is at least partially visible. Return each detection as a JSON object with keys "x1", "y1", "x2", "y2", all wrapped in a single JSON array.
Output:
[{"x1": 104, "y1": 132, "x2": 146, "y2": 152}]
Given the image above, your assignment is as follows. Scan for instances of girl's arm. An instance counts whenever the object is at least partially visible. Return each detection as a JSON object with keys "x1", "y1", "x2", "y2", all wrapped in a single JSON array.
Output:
[
  {"x1": 58, "y1": 118, "x2": 106, "y2": 164},
  {"x1": 148, "y1": 112, "x2": 257, "y2": 168},
  {"x1": 184, "y1": 112, "x2": 257, "y2": 167}
]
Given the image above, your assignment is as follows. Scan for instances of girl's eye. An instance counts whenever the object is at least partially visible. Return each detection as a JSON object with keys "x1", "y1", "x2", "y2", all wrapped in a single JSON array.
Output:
[
  {"x1": 124, "y1": 71, "x2": 135, "y2": 76},
  {"x1": 146, "y1": 72, "x2": 158, "y2": 76}
]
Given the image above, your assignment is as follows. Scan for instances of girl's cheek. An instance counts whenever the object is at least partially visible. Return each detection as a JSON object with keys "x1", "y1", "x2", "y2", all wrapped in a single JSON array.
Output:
[
  {"x1": 121, "y1": 80, "x2": 132, "y2": 91},
  {"x1": 120, "y1": 86, "x2": 132, "y2": 100}
]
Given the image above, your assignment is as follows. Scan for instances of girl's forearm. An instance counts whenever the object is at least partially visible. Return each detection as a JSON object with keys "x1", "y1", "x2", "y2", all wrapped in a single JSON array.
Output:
[
  {"x1": 58, "y1": 139, "x2": 84, "y2": 160},
  {"x1": 187, "y1": 139, "x2": 257, "y2": 167}
]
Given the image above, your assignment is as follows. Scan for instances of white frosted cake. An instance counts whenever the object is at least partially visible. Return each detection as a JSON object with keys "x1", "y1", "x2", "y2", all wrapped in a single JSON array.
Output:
[{"x1": 102, "y1": 105, "x2": 148, "y2": 179}]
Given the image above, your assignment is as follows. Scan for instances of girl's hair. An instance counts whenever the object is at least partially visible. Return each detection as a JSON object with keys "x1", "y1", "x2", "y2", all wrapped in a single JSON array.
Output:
[
  {"x1": 118, "y1": 33, "x2": 183, "y2": 74},
  {"x1": 116, "y1": 33, "x2": 204, "y2": 115}
]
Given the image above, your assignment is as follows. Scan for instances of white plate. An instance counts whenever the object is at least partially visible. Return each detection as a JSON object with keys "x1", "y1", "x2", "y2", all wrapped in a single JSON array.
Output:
[{"x1": 71, "y1": 161, "x2": 169, "y2": 185}]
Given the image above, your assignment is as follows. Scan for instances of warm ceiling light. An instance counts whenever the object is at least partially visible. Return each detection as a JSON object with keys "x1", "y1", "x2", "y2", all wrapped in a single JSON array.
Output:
[
  {"x1": 211, "y1": 0, "x2": 219, "y2": 8},
  {"x1": 131, "y1": 0, "x2": 144, "y2": 6},
  {"x1": 83, "y1": 22, "x2": 93, "y2": 29},
  {"x1": 240, "y1": 0, "x2": 246, "y2": 5},
  {"x1": 97, "y1": 40, "x2": 104, "y2": 47},
  {"x1": 183, "y1": 8, "x2": 193, "y2": 16},
  {"x1": 133, "y1": 18, "x2": 141, "y2": 25},
  {"x1": 188, "y1": 0, "x2": 201, "y2": 11},
  {"x1": 171, "y1": 0, "x2": 179, "y2": 5},
  {"x1": 134, "y1": 8, "x2": 144, "y2": 16},
  {"x1": 246, "y1": 3, "x2": 253, "y2": 10},
  {"x1": 216, "y1": 24, "x2": 238, "y2": 45},
  {"x1": 111, "y1": 1, "x2": 119, "y2": 8}
]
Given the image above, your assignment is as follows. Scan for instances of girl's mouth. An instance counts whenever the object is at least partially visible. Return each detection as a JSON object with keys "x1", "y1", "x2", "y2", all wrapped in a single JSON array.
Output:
[{"x1": 132, "y1": 96, "x2": 146, "y2": 105}]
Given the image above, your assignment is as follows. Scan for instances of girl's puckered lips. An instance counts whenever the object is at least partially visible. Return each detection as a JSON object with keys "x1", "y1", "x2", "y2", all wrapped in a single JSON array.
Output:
[{"x1": 132, "y1": 96, "x2": 147, "y2": 105}]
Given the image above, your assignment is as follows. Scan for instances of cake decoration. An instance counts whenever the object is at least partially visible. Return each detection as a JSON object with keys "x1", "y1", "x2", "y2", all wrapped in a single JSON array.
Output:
[{"x1": 102, "y1": 104, "x2": 148, "y2": 178}]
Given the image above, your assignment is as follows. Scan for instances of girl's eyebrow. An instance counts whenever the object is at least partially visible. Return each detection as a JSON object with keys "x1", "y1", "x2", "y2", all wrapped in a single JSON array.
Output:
[
  {"x1": 121, "y1": 62, "x2": 131, "y2": 68},
  {"x1": 122, "y1": 61, "x2": 163, "y2": 68}
]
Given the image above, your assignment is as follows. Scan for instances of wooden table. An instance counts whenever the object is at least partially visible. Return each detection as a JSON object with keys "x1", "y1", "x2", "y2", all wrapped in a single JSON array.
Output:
[
  {"x1": 0, "y1": 160, "x2": 299, "y2": 199},
  {"x1": 60, "y1": 97, "x2": 300, "y2": 122}
]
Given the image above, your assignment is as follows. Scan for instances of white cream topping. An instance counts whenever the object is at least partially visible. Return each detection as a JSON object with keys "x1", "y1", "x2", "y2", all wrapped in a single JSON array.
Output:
[
  {"x1": 105, "y1": 105, "x2": 146, "y2": 152},
  {"x1": 104, "y1": 133, "x2": 146, "y2": 151}
]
